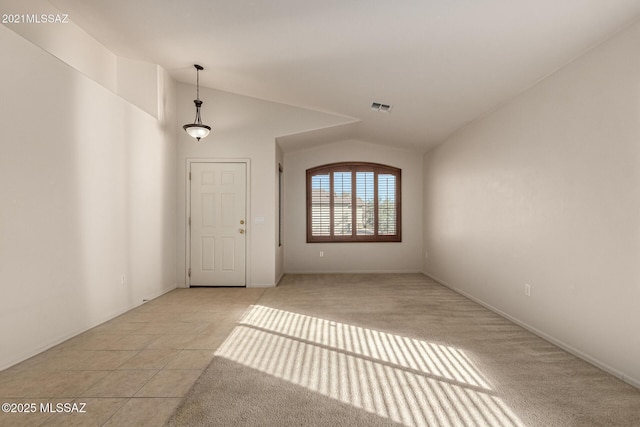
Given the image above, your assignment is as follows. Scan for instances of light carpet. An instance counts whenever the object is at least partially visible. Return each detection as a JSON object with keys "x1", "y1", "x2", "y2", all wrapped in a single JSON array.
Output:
[{"x1": 166, "y1": 274, "x2": 640, "y2": 426}]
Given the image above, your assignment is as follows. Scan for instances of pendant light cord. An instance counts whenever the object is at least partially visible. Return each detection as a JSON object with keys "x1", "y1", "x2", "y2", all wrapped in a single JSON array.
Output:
[{"x1": 196, "y1": 67, "x2": 200, "y2": 100}]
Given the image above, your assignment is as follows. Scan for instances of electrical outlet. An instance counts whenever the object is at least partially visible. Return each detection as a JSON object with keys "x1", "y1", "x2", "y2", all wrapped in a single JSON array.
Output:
[
  {"x1": 524, "y1": 283, "x2": 531, "y2": 297},
  {"x1": 319, "y1": 251, "x2": 324, "y2": 258}
]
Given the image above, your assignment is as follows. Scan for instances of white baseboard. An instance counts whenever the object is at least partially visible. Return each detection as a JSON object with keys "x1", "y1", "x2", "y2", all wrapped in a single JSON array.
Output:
[
  {"x1": 1, "y1": 284, "x2": 177, "y2": 371},
  {"x1": 247, "y1": 283, "x2": 276, "y2": 288},
  {"x1": 284, "y1": 270, "x2": 424, "y2": 274},
  {"x1": 142, "y1": 284, "x2": 177, "y2": 302},
  {"x1": 422, "y1": 271, "x2": 640, "y2": 390}
]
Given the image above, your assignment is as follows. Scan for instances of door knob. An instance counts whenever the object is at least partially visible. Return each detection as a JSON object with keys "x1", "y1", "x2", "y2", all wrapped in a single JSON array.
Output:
[
  {"x1": 239, "y1": 229, "x2": 245, "y2": 234},
  {"x1": 240, "y1": 220, "x2": 245, "y2": 225}
]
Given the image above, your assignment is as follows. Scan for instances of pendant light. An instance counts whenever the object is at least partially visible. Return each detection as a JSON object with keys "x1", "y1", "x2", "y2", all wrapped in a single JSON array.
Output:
[{"x1": 183, "y1": 64, "x2": 211, "y2": 141}]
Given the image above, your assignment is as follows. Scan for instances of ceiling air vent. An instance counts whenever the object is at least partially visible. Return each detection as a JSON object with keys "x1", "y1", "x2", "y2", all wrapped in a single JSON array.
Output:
[{"x1": 371, "y1": 102, "x2": 392, "y2": 112}]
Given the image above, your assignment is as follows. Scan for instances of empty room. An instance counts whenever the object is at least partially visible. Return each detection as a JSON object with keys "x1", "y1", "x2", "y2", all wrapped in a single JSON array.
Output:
[{"x1": 1, "y1": 0, "x2": 640, "y2": 425}]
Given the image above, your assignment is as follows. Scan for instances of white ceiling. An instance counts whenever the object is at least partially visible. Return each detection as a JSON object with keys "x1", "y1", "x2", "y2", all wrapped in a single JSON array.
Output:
[{"x1": 52, "y1": 0, "x2": 640, "y2": 152}]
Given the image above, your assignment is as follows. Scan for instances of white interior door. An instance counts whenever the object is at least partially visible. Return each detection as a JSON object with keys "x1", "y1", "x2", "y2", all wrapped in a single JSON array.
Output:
[{"x1": 190, "y1": 162, "x2": 246, "y2": 286}]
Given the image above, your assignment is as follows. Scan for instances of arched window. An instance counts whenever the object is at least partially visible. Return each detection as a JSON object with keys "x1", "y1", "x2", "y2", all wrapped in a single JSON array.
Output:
[{"x1": 306, "y1": 162, "x2": 401, "y2": 242}]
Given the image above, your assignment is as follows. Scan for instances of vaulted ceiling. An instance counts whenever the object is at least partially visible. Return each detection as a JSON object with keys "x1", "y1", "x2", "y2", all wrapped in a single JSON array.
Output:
[{"x1": 52, "y1": 0, "x2": 640, "y2": 151}]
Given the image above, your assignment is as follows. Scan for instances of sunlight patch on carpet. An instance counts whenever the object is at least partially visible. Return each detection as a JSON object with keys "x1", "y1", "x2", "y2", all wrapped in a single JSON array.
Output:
[{"x1": 215, "y1": 305, "x2": 524, "y2": 427}]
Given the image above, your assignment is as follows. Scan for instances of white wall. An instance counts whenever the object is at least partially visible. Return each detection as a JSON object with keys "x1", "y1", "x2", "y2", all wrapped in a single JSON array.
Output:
[
  {"x1": 176, "y1": 86, "x2": 352, "y2": 287},
  {"x1": 116, "y1": 57, "x2": 160, "y2": 118},
  {"x1": 3, "y1": 0, "x2": 117, "y2": 92},
  {"x1": 0, "y1": 26, "x2": 178, "y2": 369},
  {"x1": 423, "y1": 20, "x2": 640, "y2": 387},
  {"x1": 284, "y1": 139, "x2": 423, "y2": 273},
  {"x1": 4, "y1": 0, "x2": 161, "y2": 119}
]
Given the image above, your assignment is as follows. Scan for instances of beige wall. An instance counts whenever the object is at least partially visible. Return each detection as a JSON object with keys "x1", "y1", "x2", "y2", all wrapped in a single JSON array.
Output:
[
  {"x1": 284, "y1": 139, "x2": 423, "y2": 273},
  {"x1": 423, "y1": 20, "x2": 640, "y2": 387},
  {"x1": 175, "y1": 86, "x2": 352, "y2": 287},
  {"x1": 0, "y1": 25, "x2": 178, "y2": 369}
]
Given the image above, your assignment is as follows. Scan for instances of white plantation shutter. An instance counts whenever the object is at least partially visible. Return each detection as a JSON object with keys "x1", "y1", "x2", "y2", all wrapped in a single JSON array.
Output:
[
  {"x1": 356, "y1": 172, "x2": 374, "y2": 235},
  {"x1": 307, "y1": 163, "x2": 401, "y2": 242},
  {"x1": 378, "y1": 174, "x2": 396, "y2": 235},
  {"x1": 333, "y1": 172, "x2": 352, "y2": 235},
  {"x1": 311, "y1": 174, "x2": 330, "y2": 236}
]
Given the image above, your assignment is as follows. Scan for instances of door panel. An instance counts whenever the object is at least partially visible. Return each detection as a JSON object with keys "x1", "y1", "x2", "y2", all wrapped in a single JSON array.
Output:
[{"x1": 190, "y1": 162, "x2": 246, "y2": 286}]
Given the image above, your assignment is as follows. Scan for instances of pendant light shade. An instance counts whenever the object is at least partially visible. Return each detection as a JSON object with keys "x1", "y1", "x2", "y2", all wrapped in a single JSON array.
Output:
[{"x1": 183, "y1": 64, "x2": 211, "y2": 141}]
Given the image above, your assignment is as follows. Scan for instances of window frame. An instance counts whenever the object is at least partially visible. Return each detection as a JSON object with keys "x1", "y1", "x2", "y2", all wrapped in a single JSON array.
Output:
[{"x1": 306, "y1": 162, "x2": 401, "y2": 243}]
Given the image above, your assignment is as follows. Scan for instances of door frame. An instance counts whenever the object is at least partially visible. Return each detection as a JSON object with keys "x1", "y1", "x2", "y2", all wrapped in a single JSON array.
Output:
[{"x1": 185, "y1": 158, "x2": 251, "y2": 287}]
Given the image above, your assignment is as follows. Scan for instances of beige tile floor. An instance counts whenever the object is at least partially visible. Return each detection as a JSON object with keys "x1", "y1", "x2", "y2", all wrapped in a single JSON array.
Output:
[{"x1": 0, "y1": 287, "x2": 266, "y2": 427}]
